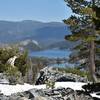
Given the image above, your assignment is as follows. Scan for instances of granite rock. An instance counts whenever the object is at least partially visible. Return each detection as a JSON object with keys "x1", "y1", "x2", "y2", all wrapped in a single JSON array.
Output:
[{"x1": 35, "y1": 67, "x2": 88, "y2": 85}]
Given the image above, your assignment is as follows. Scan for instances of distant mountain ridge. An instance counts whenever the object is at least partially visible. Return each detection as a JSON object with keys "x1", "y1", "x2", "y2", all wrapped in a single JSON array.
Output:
[
  {"x1": 0, "y1": 20, "x2": 73, "y2": 50},
  {"x1": 0, "y1": 20, "x2": 70, "y2": 43}
]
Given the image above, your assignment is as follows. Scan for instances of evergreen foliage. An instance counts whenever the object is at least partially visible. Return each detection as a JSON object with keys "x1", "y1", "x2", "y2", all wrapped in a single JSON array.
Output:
[
  {"x1": 0, "y1": 47, "x2": 19, "y2": 72},
  {"x1": 15, "y1": 51, "x2": 29, "y2": 76},
  {"x1": 55, "y1": 67, "x2": 89, "y2": 78},
  {"x1": 0, "y1": 47, "x2": 29, "y2": 78},
  {"x1": 63, "y1": 0, "x2": 100, "y2": 82}
]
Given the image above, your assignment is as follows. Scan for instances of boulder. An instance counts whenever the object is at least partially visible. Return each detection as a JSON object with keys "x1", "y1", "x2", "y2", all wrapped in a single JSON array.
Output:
[
  {"x1": 82, "y1": 83, "x2": 100, "y2": 93},
  {"x1": 27, "y1": 87, "x2": 93, "y2": 100},
  {"x1": 0, "y1": 84, "x2": 95, "y2": 100},
  {"x1": 82, "y1": 83, "x2": 100, "y2": 100},
  {"x1": 0, "y1": 73, "x2": 9, "y2": 84},
  {"x1": 0, "y1": 72, "x2": 24, "y2": 85},
  {"x1": 35, "y1": 67, "x2": 88, "y2": 85}
]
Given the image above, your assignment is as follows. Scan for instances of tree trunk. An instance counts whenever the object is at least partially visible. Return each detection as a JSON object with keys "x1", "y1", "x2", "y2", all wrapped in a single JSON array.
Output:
[{"x1": 89, "y1": 41, "x2": 97, "y2": 82}]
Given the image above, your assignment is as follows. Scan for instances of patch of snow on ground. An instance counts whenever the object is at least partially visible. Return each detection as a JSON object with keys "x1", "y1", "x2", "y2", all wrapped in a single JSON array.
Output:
[
  {"x1": 0, "y1": 83, "x2": 34, "y2": 96},
  {"x1": 55, "y1": 82, "x2": 86, "y2": 90},
  {"x1": 91, "y1": 93, "x2": 100, "y2": 99},
  {"x1": 0, "y1": 82, "x2": 100, "y2": 99},
  {"x1": 33, "y1": 82, "x2": 86, "y2": 90},
  {"x1": 0, "y1": 82, "x2": 86, "y2": 96}
]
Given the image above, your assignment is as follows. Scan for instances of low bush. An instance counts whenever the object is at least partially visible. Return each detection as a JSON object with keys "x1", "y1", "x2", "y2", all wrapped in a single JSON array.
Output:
[
  {"x1": 55, "y1": 67, "x2": 89, "y2": 78},
  {"x1": 0, "y1": 47, "x2": 29, "y2": 83},
  {"x1": 5, "y1": 65, "x2": 21, "y2": 84}
]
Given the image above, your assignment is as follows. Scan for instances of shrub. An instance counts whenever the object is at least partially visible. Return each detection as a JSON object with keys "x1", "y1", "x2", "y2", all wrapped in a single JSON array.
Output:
[
  {"x1": 45, "y1": 79, "x2": 55, "y2": 89},
  {"x1": 55, "y1": 67, "x2": 89, "y2": 78},
  {"x1": 5, "y1": 64, "x2": 21, "y2": 84},
  {"x1": 0, "y1": 47, "x2": 29, "y2": 79},
  {"x1": 15, "y1": 51, "x2": 29, "y2": 76},
  {"x1": 0, "y1": 47, "x2": 19, "y2": 72}
]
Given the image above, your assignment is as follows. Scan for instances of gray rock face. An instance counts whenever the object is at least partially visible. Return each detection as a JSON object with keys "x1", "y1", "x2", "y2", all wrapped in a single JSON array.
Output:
[
  {"x1": 35, "y1": 67, "x2": 88, "y2": 85},
  {"x1": 0, "y1": 73, "x2": 9, "y2": 84},
  {"x1": 31, "y1": 88, "x2": 93, "y2": 100},
  {"x1": 0, "y1": 72, "x2": 24, "y2": 85},
  {"x1": 0, "y1": 87, "x2": 93, "y2": 100}
]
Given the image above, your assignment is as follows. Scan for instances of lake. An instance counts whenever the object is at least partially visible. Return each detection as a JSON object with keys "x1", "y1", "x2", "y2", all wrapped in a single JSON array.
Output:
[
  {"x1": 30, "y1": 49, "x2": 70, "y2": 58},
  {"x1": 29, "y1": 49, "x2": 74, "y2": 67}
]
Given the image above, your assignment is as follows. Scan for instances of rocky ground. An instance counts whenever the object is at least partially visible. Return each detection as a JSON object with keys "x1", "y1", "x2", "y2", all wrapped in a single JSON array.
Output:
[
  {"x1": 0, "y1": 87, "x2": 94, "y2": 100},
  {"x1": 0, "y1": 67, "x2": 100, "y2": 100},
  {"x1": 35, "y1": 67, "x2": 88, "y2": 85}
]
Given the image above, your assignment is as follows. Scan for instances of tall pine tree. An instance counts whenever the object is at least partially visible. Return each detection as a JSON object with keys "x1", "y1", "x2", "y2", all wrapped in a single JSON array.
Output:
[{"x1": 63, "y1": 0, "x2": 100, "y2": 82}]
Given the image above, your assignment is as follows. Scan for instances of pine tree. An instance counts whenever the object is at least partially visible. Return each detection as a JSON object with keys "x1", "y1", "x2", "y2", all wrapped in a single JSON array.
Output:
[{"x1": 63, "y1": 0, "x2": 100, "y2": 82}]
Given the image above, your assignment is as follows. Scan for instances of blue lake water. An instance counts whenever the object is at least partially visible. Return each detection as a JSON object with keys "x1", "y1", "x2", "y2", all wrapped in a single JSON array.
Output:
[
  {"x1": 30, "y1": 49, "x2": 70, "y2": 58},
  {"x1": 30, "y1": 49, "x2": 74, "y2": 67},
  {"x1": 49, "y1": 63, "x2": 74, "y2": 68}
]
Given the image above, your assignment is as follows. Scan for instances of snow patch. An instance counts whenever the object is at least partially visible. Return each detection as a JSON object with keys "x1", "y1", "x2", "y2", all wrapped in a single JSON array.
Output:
[
  {"x1": 0, "y1": 83, "x2": 34, "y2": 96},
  {"x1": 0, "y1": 82, "x2": 86, "y2": 96},
  {"x1": 0, "y1": 82, "x2": 100, "y2": 99},
  {"x1": 32, "y1": 40, "x2": 39, "y2": 46},
  {"x1": 91, "y1": 93, "x2": 100, "y2": 99}
]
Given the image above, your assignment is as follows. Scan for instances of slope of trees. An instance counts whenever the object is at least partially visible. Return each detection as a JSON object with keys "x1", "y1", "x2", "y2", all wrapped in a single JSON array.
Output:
[{"x1": 63, "y1": 0, "x2": 100, "y2": 82}]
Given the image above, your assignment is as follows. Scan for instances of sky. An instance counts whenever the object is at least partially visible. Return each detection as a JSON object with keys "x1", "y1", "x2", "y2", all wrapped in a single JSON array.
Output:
[{"x1": 0, "y1": 0, "x2": 72, "y2": 22}]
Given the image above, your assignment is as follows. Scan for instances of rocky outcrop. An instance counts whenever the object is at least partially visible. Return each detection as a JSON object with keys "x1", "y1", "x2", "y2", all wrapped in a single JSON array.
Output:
[
  {"x1": 35, "y1": 67, "x2": 88, "y2": 85},
  {"x1": 82, "y1": 83, "x2": 100, "y2": 93},
  {"x1": 82, "y1": 83, "x2": 100, "y2": 100},
  {"x1": 0, "y1": 67, "x2": 100, "y2": 100},
  {"x1": 0, "y1": 87, "x2": 94, "y2": 100},
  {"x1": 0, "y1": 73, "x2": 24, "y2": 85},
  {"x1": 0, "y1": 73, "x2": 9, "y2": 84},
  {"x1": 31, "y1": 88, "x2": 93, "y2": 100}
]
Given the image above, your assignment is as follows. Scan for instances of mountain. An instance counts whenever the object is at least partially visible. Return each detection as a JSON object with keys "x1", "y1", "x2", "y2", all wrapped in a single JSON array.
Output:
[
  {"x1": 18, "y1": 39, "x2": 41, "y2": 51},
  {"x1": 0, "y1": 20, "x2": 70, "y2": 43},
  {"x1": 0, "y1": 20, "x2": 72, "y2": 50}
]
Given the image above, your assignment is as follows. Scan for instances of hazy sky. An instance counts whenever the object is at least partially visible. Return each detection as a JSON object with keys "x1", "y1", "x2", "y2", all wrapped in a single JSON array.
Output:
[{"x1": 0, "y1": 0, "x2": 72, "y2": 22}]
